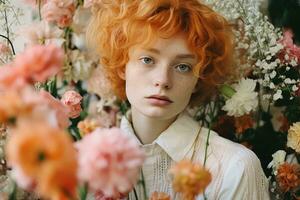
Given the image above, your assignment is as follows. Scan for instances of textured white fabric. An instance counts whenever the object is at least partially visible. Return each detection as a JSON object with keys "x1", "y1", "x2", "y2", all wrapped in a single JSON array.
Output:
[{"x1": 120, "y1": 111, "x2": 270, "y2": 200}]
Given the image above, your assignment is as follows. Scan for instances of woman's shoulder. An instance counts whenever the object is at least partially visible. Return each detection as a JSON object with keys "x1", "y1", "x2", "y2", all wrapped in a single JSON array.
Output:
[
  {"x1": 198, "y1": 127, "x2": 262, "y2": 167},
  {"x1": 197, "y1": 127, "x2": 269, "y2": 199}
]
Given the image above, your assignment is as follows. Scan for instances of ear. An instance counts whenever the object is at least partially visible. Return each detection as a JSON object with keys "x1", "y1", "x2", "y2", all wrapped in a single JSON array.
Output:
[{"x1": 117, "y1": 68, "x2": 126, "y2": 80}]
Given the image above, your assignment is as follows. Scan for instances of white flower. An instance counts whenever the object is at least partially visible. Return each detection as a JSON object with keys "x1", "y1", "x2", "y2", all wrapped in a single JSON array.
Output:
[
  {"x1": 222, "y1": 78, "x2": 258, "y2": 117},
  {"x1": 273, "y1": 90, "x2": 283, "y2": 101},
  {"x1": 287, "y1": 122, "x2": 300, "y2": 153},
  {"x1": 292, "y1": 85, "x2": 298, "y2": 91},
  {"x1": 267, "y1": 150, "x2": 286, "y2": 175}
]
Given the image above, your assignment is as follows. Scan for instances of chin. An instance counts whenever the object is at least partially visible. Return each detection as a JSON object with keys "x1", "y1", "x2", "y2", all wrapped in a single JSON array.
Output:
[{"x1": 141, "y1": 106, "x2": 181, "y2": 120}]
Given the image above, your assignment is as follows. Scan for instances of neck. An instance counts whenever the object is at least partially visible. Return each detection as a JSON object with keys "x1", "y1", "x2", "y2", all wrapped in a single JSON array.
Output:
[{"x1": 131, "y1": 108, "x2": 177, "y2": 144}]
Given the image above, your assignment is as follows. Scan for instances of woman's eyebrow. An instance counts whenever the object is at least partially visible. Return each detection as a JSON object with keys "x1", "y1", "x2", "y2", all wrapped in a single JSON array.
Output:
[
  {"x1": 143, "y1": 48, "x2": 160, "y2": 54},
  {"x1": 142, "y1": 48, "x2": 196, "y2": 59},
  {"x1": 175, "y1": 54, "x2": 196, "y2": 59}
]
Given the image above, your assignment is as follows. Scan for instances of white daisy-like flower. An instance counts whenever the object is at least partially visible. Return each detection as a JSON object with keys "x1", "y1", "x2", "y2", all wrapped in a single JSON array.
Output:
[{"x1": 222, "y1": 78, "x2": 258, "y2": 117}]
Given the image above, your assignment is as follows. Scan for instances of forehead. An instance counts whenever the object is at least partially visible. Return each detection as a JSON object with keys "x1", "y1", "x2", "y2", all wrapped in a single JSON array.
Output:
[{"x1": 129, "y1": 33, "x2": 195, "y2": 56}]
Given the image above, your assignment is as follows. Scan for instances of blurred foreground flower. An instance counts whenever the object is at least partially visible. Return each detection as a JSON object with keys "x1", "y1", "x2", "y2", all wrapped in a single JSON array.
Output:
[
  {"x1": 169, "y1": 160, "x2": 211, "y2": 200},
  {"x1": 61, "y1": 90, "x2": 83, "y2": 119},
  {"x1": 6, "y1": 123, "x2": 78, "y2": 200},
  {"x1": 0, "y1": 44, "x2": 64, "y2": 87},
  {"x1": 76, "y1": 128, "x2": 144, "y2": 198},
  {"x1": 221, "y1": 78, "x2": 258, "y2": 117},
  {"x1": 287, "y1": 122, "x2": 300, "y2": 153},
  {"x1": 149, "y1": 191, "x2": 170, "y2": 200},
  {"x1": 0, "y1": 86, "x2": 44, "y2": 124},
  {"x1": 276, "y1": 163, "x2": 300, "y2": 193},
  {"x1": 14, "y1": 44, "x2": 64, "y2": 83}
]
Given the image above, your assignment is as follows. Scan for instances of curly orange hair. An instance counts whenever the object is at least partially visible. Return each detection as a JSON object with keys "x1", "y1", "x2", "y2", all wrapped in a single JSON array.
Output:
[{"x1": 86, "y1": 0, "x2": 235, "y2": 104}]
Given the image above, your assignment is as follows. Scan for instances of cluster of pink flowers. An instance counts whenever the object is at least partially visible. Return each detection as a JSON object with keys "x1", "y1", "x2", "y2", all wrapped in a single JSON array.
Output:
[
  {"x1": 41, "y1": 0, "x2": 76, "y2": 28},
  {"x1": 76, "y1": 128, "x2": 145, "y2": 198},
  {"x1": 280, "y1": 29, "x2": 300, "y2": 64},
  {"x1": 0, "y1": 44, "x2": 63, "y2": 88}
]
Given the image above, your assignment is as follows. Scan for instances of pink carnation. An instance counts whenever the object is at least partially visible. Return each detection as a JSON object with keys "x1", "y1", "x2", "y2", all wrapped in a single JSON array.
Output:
[
  {"x1": 61, "y1": 90, "x2": 82, "y2": 119},
  {"x1": 40, "y1": 90, "x2": 70, "y2": 129},
  {"x1": 41, "y1": 0, "x2": 76, "y2": 28},
  {"x1": 280, "y1": 29, "x2": 300, "y2": 64},
  {"x1": 76, "y1": 128, "x2": 144, "y2": 198},
  {"x1": 14, "y1": 44, "x2": 64, "y2": 83}
]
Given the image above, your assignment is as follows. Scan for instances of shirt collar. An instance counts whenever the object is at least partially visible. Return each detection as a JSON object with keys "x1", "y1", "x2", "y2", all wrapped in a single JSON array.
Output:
[{"x1": 120, "y1": 111, "x2": 201, "y2": 162}]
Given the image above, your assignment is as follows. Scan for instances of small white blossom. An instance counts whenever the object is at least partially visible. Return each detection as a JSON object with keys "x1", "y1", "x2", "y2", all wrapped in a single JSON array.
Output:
[
  {"x1": 273, "y1": 90, "x2": 283, "y2": 101},
  {"x1": 292, "y1": 85, "x2": 299, "y2": 91},
  {"x1": 269, "y1": 82, "x2": 275, "y2": 89},
  {"x1": 270, "y1": 71, "x2": 276, "y2": 79}
]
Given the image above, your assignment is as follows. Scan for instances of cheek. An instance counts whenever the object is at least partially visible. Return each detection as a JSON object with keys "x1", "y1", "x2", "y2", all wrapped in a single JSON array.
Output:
[{"x1": 176, "y1": 79, "x2": 198, "y2": 103}]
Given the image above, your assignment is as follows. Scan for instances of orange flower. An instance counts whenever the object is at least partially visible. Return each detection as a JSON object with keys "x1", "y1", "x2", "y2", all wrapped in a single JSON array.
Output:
[
  {"x1": 234, "y1": 114, "x2": 254, "y2": 134},
  {"x1": 6, "y1": 122, "x2": 78, "y2": 199},
  {"x1": 38, "y1": 162, "x2": 78, "y2": 200},
  {"x1": 276, "y1": 163, "x2": 300, "y2": 193},
  {"x1": 169, "y1": 160, "x2": 211, "y2": 200},
  {"x1": 77, "y1": 118, "x2": 101, "y2": 136},
  {"x1": 149, "y1": 192, "x2": 170, "y2": 200}
]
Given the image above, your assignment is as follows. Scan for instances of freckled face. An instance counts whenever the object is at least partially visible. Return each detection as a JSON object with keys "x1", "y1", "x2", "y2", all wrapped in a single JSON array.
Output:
[{"x1": 124, "y1": 34, "x2": 199, "y2": 120}]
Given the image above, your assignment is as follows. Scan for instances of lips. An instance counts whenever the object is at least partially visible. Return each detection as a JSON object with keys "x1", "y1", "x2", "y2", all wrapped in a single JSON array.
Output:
[{"x1": 146, "y1": 95, "x2": 173, "y2": 103}]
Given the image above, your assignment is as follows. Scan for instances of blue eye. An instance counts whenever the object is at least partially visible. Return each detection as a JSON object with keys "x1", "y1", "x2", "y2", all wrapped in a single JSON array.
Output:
[
  {"x1": 140, "y1": 57, "x2": 154, "y2": 65},
  {"x1": 175, "y1": 64, "x2": 191, "y2": 73}
]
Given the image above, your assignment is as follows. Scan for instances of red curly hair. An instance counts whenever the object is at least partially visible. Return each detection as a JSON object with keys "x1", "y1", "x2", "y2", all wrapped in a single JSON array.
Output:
[{"x1": 86, "y1": 0, "x2": 235, "y2": 104}]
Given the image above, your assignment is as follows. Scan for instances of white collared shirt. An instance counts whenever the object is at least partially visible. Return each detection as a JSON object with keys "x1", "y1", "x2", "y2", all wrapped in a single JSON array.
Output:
[{"x1": 121, "y1": 112, "x2": 270, "y2": 200}]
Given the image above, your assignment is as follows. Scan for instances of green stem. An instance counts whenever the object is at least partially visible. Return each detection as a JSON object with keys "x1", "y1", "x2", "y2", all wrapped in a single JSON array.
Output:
[
  {"x1": 141, "y1": 169, "x2": 147, "y2": 199},
  {"x1": 79, "y1": 183, "x2": 88, "y2": 200},
  {"x1": 38, "y1": 0, "x2": 42, "y2": 20},
  {"x1": 8, "y1": 182, "x2": 17, "y2": 200}
]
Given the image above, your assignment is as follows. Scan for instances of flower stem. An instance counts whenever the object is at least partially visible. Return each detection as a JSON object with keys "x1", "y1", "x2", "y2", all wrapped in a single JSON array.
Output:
[
  {"x1": 8, "y1": 181, "x2": 17, "y2": 200},
  {"x1": 79, "y1": 183, "x2": 88, "y2": 200},
  {"x1": 38, "y1": 0, "x2": 42, "y2": 20},
  {"x1": 141, "y1": 168, "x2": 147, "y2": 199}
]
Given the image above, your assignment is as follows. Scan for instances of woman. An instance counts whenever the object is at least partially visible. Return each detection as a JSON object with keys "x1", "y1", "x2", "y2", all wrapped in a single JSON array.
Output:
[{"x1": 86, "y1": 0, "x2": 270, "y2": 199}]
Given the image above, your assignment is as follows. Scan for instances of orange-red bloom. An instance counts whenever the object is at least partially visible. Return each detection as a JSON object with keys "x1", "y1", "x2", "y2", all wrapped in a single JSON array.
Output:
[
  {"x1": 234, "y1": 114, "x2": 255, "y2": 134},
  {"x1": 276, "y1": 163, "x2": 300, "y2": 193},
  {"x1": 169, "y1": 160, "x2": 212, "y2": 200}
]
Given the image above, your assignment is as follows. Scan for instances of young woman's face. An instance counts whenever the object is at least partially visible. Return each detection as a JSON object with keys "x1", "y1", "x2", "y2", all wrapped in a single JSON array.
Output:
[{"x1": 124, "y1": 34, "x2": 199, "y2": 120}]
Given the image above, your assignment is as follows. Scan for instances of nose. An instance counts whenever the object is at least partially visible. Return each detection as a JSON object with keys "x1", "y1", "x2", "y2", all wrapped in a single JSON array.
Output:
[{"x1": 153, "y1": 66, "x2": 172, "y2": 90}]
